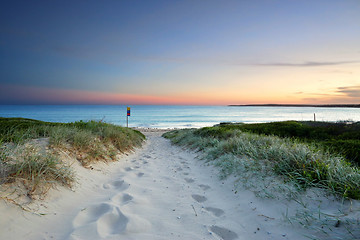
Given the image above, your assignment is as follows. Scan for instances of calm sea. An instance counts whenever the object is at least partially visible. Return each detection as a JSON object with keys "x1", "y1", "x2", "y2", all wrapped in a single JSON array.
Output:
[{"x1": 0, "y1": 105, "x2": 359, "y2": 129}]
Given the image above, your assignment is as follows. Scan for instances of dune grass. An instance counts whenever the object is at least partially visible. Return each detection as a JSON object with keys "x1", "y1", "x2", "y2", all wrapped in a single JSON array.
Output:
[
  {"x1": 163, "y1": 123, "x2": 360, "y2": 200},
  {"x1": 215, "y1": 121, "x2": 360, "y2": 166},
  {"x1": 1, "y1": 144, "x2": 74, "y2": 197},
  {"x1": 0, "y1": 118, "x2": 144, "y2": 164},
  {"x1": 0, "y1": 118, "x2": 145, "y2": 198}
]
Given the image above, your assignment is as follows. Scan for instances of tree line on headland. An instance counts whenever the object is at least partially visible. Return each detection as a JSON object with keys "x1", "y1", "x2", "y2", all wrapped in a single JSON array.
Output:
[{"x1": 229, "y1": 104, "x2": 360, "y2": 108}]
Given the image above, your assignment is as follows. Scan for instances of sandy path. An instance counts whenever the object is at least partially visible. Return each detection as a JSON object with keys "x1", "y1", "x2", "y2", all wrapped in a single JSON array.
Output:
[
  {"x1": 66, "y1": 131, "x2": 310, "y2": 240},
  {"x1": 1, "y1": 131, "x2": 312, "y2": 240}
]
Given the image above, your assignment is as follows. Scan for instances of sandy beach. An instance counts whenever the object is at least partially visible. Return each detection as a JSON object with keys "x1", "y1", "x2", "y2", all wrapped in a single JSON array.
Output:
[{"x1": 0, "y1": 130, "x2": 358, "y2": 240}]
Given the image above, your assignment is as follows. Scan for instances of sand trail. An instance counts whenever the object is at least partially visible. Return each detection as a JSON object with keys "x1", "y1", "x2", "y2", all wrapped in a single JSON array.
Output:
[
  {"x1": 0, "y1": 131, "x2": 315, "y2": 240},
  {"x1": 66, "y1": 131, "x2": 309, "y2": 240}
]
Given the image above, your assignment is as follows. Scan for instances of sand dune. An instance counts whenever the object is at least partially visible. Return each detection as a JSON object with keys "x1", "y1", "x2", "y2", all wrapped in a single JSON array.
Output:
[{"x1": 1, "y1": 131, "x2": 357, "y2": 239}]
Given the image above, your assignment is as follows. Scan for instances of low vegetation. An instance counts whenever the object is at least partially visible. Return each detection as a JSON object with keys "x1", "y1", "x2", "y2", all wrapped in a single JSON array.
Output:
[
  {"x1": 163, "y1": 121, "x2": 360, "y2": 200},
  {"x1": 217, "y1": 121, "x2": 360, "y2": 166},
  {"x1": 1, "y1": 144, "x2": 74, "y2": 197},
  {"x1": 0, "y1": 117, "x2": 145, "y2": 199}
]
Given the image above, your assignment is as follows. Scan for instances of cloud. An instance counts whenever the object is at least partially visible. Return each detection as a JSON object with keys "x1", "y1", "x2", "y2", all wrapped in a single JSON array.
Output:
[
  {"x1": 301, "y1": 97, "x2": 318, "y2": 102},
  {"x1": 337, "y1": 86, "x2": 360, "y2": 98},
  {"x1": 294, "y1": 85, "x2": 360, "y2": 104},
  {"x1": 253, "y1": 60, "x2": 360, "y2": 67},
  {"x1": 329, "y1": 70, "x2": 353, "y2": 74}
]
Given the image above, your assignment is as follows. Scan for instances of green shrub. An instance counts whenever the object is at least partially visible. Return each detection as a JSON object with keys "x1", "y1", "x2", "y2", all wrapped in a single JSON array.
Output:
[
  {"x1": 322, "y1": 140, "x2": 360, "y2": 165},
  {"x1": 194, "y1": 126, "x2": 242, "y2": 139}
]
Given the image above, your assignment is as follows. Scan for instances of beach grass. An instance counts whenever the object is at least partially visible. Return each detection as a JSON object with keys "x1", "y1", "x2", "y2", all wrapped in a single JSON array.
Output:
[
  {"x1": 217, "y1": 121, "x2": 360, "y2": 166},
  {"x1": 1, "y1": 144, "x2": 74, "y2": 196},
  {"x1": 0, "y1": 117, "x2": 145, "y2": 198},
  {"x1": 163, "y1": 122, "x2": 360, "y2": 200}
]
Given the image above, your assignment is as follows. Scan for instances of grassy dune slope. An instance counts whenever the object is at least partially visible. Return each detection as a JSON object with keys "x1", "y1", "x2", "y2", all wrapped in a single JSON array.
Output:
[
  {"x1": 0, "y1": 118, "x2": 145, "y2": 199},
  {"x1": 230, "y1": 121, "x2": 360, "y2": 166},
  {"x1": 163, "y1": 121, "x2": 360, "y2": 200}
]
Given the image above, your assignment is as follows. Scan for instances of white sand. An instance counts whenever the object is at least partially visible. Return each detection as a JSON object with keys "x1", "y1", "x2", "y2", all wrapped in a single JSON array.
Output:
[{"x1": 1, "y1": 131, "x2": 359, "y2": 240}]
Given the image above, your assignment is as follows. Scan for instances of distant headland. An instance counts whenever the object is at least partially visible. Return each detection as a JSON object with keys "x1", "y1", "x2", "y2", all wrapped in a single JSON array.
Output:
[{"x1": 229, "y1": 104, "x2": 360, "y2": 108}]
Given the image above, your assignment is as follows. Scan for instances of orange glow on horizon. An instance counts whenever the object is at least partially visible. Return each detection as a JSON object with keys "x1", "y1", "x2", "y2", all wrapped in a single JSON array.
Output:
[{"x1": 1, "y1": 83, "x2": 359, "y2": 105}]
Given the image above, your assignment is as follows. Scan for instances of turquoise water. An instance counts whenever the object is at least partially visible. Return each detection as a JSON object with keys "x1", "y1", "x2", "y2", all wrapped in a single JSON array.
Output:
[{"x1": 0, "y1": 105, "x2": 359, "y2": 128}]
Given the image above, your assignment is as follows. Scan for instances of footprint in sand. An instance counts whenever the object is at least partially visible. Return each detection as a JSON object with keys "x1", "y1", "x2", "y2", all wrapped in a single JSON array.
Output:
[
  {"x1": 143, "y1": 155, "x2": 152, "y2": 159},
  {"x1": 205, "y1": 207, "x2": 225, "y2": 217},
  {"x1": 176, "y1": 167, "x2": 183, "y2": 171},
  {"x1": 143, "y1": 161, "x2": 149, "y2": 164},
  {"x1": 111, "y1": 193, "x2": 134, "y2": 206},
  {"x1": 183, "y1": 172, "x2": 189, "y2": 176},
  {"x1": 73, "y1": 203, "x2": 112, "y2": 228},
  {"x1": 137, "y1": 172, "x2": 144, "y2": 177},
  {"x1": 191, "y1": 194, "x2": 207, "y2": 203},
  {"x1": 185, "y1": 178, "x2": 195, "y2": 183},
  {"x1": 103, "y1": 180, "x2": 130, "y2": 191},
  {"x1": 199, "y1": 184, "x2": 211, "y2": 191},
  {"x1": 71, "y1": 203, "x2": 129, "y2": 239},
  {"x1": 209, "y1": 226, "x2": 238, "y2": 240},
  {"x1": 125, "y1": 167, "x2": 133, "y2": 172},
  {"x1": 97, "y1": 207, "x2": 129, "y2": 237}
]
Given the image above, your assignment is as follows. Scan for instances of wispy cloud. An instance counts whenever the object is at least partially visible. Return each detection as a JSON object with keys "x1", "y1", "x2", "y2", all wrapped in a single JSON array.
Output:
[
  {"x1": 296, "y1": 91, "x2": 334, "y2": 97},
  {"x1": 328, "y1": 70, "x2": 353, "y2": 74},
  {"x1": 301, "y1": 97, "x2": 319, "y2": 102},
  {"x1": 298, "y1": 85, "x2": 360, "y2": 104},
  {"x1": 337, "y1": 86, "x2": 360, "y2": 98},
  {"x1": 253, "y1": 60, "x2": 360, "y2": 67}
]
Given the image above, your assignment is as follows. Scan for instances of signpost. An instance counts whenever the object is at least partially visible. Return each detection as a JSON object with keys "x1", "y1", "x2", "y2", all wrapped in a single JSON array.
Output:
[{"x1": 127, "y1": 107, "x2": 131, "y2": 127}]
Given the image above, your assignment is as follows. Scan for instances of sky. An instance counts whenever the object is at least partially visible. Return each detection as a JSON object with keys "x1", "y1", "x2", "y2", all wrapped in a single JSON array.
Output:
[{"x1": 0, "y1": 0, "x2": 359, "y2": 105}]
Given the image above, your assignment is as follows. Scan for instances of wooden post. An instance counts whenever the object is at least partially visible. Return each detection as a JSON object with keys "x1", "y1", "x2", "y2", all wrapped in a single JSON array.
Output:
[
  {"x1": 314, "y1": 113, "x2": 316, "y2": 122},
  {"x1": 127, "y1": 107, "x2": 131, "y2": 127}
]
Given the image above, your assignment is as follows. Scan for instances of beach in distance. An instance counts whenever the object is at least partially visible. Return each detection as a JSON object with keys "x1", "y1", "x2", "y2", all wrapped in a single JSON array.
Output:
[{"x1": 1, "y1": 105, "x2": 359, "y2": 129}]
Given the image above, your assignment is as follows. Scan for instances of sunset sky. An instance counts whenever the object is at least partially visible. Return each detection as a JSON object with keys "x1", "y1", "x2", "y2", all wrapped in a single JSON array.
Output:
[{"x1": 0, "y1": 0, "x2": 359, "y2": 105}]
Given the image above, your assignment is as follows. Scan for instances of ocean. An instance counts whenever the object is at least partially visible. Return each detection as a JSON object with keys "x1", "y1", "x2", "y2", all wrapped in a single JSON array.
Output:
[{"x1": 0, "y1": 105, "x2": 359, "y2": 129}]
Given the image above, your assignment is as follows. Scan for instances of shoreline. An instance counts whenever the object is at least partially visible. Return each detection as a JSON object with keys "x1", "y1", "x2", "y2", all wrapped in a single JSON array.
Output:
[
  {"x1": 131, "y1": 127, "x2": 176, "y2": 132},
  {"x1": 2, "y1": 106, "x2": 360, "y2": 127}
]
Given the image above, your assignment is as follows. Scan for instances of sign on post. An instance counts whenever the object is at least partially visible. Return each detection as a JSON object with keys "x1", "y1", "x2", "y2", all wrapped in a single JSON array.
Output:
[{"x1": 127, "y1": 107, "x2": 130, "y2": 127}]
